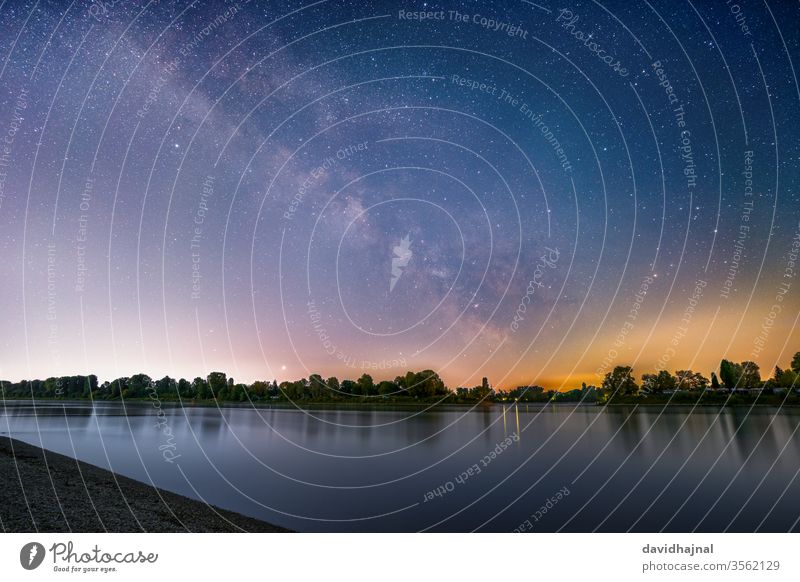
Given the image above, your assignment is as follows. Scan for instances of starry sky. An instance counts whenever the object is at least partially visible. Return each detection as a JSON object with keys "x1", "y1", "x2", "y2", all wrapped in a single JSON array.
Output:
[{"x1": 0, "y1": 0, "x2": 798, "y2": 390}]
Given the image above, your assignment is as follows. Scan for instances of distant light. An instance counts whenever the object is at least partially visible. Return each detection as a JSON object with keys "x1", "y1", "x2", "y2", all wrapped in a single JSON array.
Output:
[{"x1": 281, "y1": 365, "x2": 287, "y2": 371}]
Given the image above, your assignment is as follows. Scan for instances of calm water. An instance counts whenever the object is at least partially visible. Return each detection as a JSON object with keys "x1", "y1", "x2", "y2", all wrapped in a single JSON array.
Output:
[{"x1": 2, "y1": 400, "x2": 799, "y2": 532}]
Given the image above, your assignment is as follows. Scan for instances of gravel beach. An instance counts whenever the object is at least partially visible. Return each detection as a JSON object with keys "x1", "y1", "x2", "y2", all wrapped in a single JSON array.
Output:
[{"x1": 0, "y1": 436, "x2": 290, "y2": 532}]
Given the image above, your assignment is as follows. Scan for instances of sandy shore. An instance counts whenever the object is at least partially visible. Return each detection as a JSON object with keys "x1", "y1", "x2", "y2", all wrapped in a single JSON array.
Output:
[{"x1": 0, "y1": 436, "x2": 290, "y2": 532}]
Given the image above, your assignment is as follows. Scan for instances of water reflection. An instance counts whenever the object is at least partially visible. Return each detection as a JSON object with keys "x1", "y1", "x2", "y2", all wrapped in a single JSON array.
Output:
[{"x1": 2, "y1": 401, "x2": 798, "y2": 532}]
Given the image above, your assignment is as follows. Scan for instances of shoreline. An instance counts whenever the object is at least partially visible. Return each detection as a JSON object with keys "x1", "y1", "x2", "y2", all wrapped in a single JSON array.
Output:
[
  {"x1": 3, "y1": 396, "x2": 799, "y2": 410},
  {"x1": 0, "y1": 435, "x2": 290, "y2": 533}
]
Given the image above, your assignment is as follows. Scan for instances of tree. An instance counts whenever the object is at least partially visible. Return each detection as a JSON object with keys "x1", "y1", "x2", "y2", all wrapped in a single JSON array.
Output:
[
  {"x1": 232, "y1": 383, "x2": 248, "y2": 402},
  {"x1": 268, "y1": 380, "x2": 279, "y2": 398},
  {"x1": 641, "y1": 370, "x2": 676, "y2": 394},
  {"x1": 109, "y1": 378, "x2": 127, "y2": 399},
  {"x1": 250, "y1": 381, "x2": 269, "y2": 399},
  {"x1": 377, "y1": 380, "x2": 397, "y2": 395},
  {"x1": 739, "y1": 361, "x2": 761, "y2": 388},
  {"x1": 308, "y1": 374, "x2": 326, "y2": 399},
  {"x1": 580, "y1": 384, "x2": 598, "y2": 402},
  {"x1": 178, "y1": 378, "x2": 193, "y2": 398},
  {"x1": 207, "y1": 372, "x2": 227, "y2": 397},
  {"x1": 396, "y1": 371, "x2": 417, "y2": 393},
  {"x1": 504, "y1": 385, "x2": 544, "y2": 401},
  {"x1": 640, "y1": 373, "x2": 657, "y2": 393},
  {"x1": 127, "y1": 374, "x2": 153, "y2": 398},
  {"x1": 406, "y1": 372, "x2": 427, "y2": 398},
  {"x1": 602, "y1": 366, "x2": 638, "y2": 396},
  {"x1": 156, "y1": 376, "x2": 176, "y2": 397},
  {"x1": 781, "y1": 369, "x2": 798, "y2": 388},
  {"x1": 356, "y1": 373, "x2": 375, "y2": 396},
  {"x1": 85, "y1": 375, "x2": 99, "y2": 397},
  {"x1": 719, "y1": 359, "x2": 740, "y2": 389},
  {"x1": 279, "y1": 381, "x2": 293, "y2": 399},
  {"x1": 711, "y1": 372, "x2": 720, "y2": 389},
  {"x1": 674, "y1": 370, "x2": 709, "y2": 391},
  {"x1": 99, "y1": 381, "x2": 111, "y2": 397},
  {"x1": 326, "y1": 376, "x2": 340, "y2": 396},
  {"x1": 421, "y1": 370, "x2": 446, "y2": 397},
  {"x1": 403, "y1": 370, "x2": 446, "y2": 398},
  {"x1": 791, "y1": 352, "x2": 800, "y2": 374},
  {"x1": 774, "y1": 366, "x2": 798, "y2": 388},
  {"x1": 43, "y1": 377, "x2": 58, "y2": 398},
  {"x1": 285, "y1": 379, "x2": 308, "y2": 399},
  {"x1": 192, "y1": 376, "x2": 210, "y2": 399}
]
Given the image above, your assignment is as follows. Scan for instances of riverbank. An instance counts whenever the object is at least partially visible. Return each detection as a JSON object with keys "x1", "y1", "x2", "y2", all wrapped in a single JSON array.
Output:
[
  {"x1": 0, "y1": 436, "x2": 290, "y2": 532},
  {"x1": 4, "y1": 395, "x2": 798, "y2": 410}
]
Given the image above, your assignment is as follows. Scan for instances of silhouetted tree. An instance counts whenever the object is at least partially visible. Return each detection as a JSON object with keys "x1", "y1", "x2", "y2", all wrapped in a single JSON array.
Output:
[
  {"x1": 207, "y1": 372, "x2": 227, "y2": 398},
  {"x1": 326, "y1": 377, "x2": 340, "y2": 397},
  {"x1": 127, "y1": 374, "x2": 153, "y2": 398},
  {"x1": 308, "y1": 374, "x2": 326, "y2": 399},
  {"x1": 641, "y1": 370, "x2": 676, "y2": 394},
  {"x1": 674, "y1": 370, "x2": 709, "y2": 391},
  {"x1": 156, "y1": 376, "x2": 176, "y2": 396},
  {"x1": 739, "y1": 361, "x2": 761, "y2": 388},
  {"x1": 773, "y1": 366, "x2": 798, "y2": 388},
  {"x1": 268, "y1": 380, "x2": 279, "y2": 398},
  {"x1": 341, "y1": 380, "x2": 356, "y2": 395},
  {"x1": 178, "y1": 378, "x2": 193, "y2": 398},
  {"x1": 192, "y1": 377, "x2": 210, "y2": 399},
  {"x1": 791, "y1": 352, "x2": 800, "y2": 374},
  {"x1": 356, "y1": 373, "x2": 374, "y2": 396},
  {"x1": 232, "y1": 383, "x2": 248, "y2": 401},
  {"x1": 603, "y1": 366, "x2": 638, "y2": 396},
  {"x1": 250, "y1": 381, "x2": 269, "y2": 399},
  {"x1": 719, "y1": 359, "x2": 740, "y2": 388}
]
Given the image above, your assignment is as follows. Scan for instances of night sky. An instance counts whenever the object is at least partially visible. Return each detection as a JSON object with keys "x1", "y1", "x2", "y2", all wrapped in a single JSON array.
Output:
[{"x1": 1, "y1": 0, "x2": 798, "y2": 391}]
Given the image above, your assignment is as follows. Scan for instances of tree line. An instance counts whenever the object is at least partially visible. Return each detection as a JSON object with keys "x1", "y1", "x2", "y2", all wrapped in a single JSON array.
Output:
[
  {"x1": 597, "y1": 352, "x2": 800, "y2": 402},
  {"x1": 2, "y1": 352, "x2": 799, "y2": 405},
  {"x1": 0, "y1": 370, "x2": 451, "y2": 403}
]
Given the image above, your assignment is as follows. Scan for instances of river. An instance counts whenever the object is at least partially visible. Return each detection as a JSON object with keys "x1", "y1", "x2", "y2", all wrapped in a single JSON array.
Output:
[{"x1": 2, "y1": 400, "x2": 798, "y2": 532}]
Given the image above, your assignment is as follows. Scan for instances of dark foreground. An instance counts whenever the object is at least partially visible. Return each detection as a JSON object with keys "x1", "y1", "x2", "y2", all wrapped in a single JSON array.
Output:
[{"x1": 0, "y1": 436, "x2": 289, "y2": 532}]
